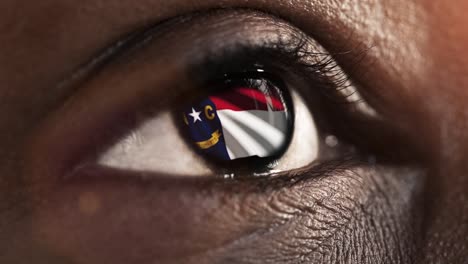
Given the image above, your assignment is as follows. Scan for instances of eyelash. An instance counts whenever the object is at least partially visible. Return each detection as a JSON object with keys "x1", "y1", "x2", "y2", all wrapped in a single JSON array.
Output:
[
  {"x1": 188, "y1": 34, "x2": 375, "y2": 125},
  {"x1": 185, "y1": 41, "x2": 361, "y2": 121}
]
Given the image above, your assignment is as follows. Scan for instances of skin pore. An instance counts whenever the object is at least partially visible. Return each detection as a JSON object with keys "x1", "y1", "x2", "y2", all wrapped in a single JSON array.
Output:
[{"x1": 0, "y1": 0, "x2": 467, "y2": 263}]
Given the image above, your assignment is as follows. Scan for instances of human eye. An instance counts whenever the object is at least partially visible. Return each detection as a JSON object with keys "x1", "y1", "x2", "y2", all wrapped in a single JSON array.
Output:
[
  {"x1": 98, "y1": 70, "x2": 320, "y2": 177},
  {"x1": 29, "y1": 10, "x2": 403, "y2": 182}
]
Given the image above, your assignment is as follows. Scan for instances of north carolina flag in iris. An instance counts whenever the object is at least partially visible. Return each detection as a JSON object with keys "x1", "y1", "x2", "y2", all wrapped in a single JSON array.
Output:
[{"x1": 182, "y1": 83, "x2": 292, "y2": 161}]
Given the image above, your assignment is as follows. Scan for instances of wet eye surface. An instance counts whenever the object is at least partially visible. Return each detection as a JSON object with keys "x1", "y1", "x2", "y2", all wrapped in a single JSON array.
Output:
[{"x1": 180, "y1": 75, "x2": 293, "y2": 165}]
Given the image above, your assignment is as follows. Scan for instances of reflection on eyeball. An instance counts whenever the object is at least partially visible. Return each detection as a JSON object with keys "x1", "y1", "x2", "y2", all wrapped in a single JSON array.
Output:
[
  {"x1": 98, "y1": 80, "x2": 318, "y2": 177},
  {"x1": 181, "y1": 80, "x2": 292, "y2": 162}
]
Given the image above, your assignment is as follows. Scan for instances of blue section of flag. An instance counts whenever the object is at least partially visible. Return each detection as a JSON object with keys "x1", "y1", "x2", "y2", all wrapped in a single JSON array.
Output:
[{"x1": 183, "y1": 98, "x2": 231, "y2": 160}]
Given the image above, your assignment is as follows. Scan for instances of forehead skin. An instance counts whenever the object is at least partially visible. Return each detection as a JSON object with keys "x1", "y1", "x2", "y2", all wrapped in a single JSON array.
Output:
[{"x1": 0, "y1": 0, "x2": 467, "y2": 263}]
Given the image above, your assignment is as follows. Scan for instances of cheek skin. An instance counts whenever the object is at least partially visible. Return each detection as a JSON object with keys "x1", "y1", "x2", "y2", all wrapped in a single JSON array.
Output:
[
  {"x1": 30, "y1": 165, "x2": 423, "y2": 264},
  {"x1": 417, "y1": 1, "x2": 468, "y2": 262}
]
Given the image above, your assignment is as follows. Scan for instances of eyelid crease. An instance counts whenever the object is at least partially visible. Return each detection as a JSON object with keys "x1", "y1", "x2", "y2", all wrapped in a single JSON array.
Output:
[
  {"x1": 53, "y1": 29, "x2": 147, "y2": 105},
  {"x1": 50, "y1": 9, "x2": 206, "y2": 109}
]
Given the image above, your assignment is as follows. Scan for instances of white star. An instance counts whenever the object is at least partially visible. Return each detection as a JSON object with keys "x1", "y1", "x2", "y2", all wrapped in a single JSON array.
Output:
[{"x1": 189, "y1": 108, "x2": 202, "y2": 123}]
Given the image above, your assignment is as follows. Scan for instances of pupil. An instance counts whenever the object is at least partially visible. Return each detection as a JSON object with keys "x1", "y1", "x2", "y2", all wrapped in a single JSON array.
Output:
[{"x1": 181, "y1": 78, "x2": 293, "y2": 164}]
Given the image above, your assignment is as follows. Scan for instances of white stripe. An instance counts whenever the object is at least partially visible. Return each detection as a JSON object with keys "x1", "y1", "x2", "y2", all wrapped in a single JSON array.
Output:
[
  {"x1": 217, "y1": 114, "x2": 269, "y2": 157},
  {"x1": 218, "y1": 110, "x2": 287, "y2": 148},
  {"x1": 221, "y1": 128, "x2": 249, "y2": 159}
]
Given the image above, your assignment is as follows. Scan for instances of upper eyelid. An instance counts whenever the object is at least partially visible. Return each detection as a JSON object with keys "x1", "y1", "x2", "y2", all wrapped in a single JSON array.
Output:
[
  {"x1": 72, "y1": 9, "x2": 375, "y2": 117},
  {"x1": 54, "y1": 9, "x2": 379, "y2": 141},
  {"x1": 42, "y1": 7, "x2": 382, "y2": 135},
  {"x1": 54, "y1": 11, "x2": 310, "y2": 107},
  {"x1": 57, "y1": 9, "x2": 312, "y2": 88},
  {"x1": 65, "y1": 10, "x2": 374, "y2": 130}
]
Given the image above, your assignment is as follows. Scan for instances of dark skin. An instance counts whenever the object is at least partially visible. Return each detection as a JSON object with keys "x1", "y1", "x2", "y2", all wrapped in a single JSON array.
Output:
[{"x1": 0, "y1": 0, "x2": 467, "y2": 263}]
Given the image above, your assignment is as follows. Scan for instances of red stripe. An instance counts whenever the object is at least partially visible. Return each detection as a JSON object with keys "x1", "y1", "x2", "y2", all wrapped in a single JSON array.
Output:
[
  {"x1": 210, "y1": 87, "x2": 285, "y2": 111},
  {"x1": 236, "y1": 88, "x2": 285, "y2": 110},
  {"x1": 209, "y1": 98, "x2": 244, "y2": 111}
]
